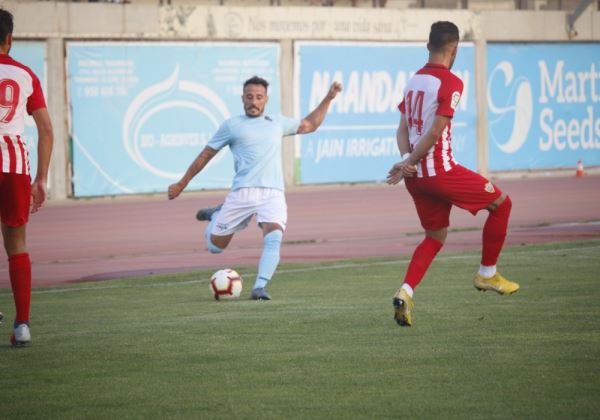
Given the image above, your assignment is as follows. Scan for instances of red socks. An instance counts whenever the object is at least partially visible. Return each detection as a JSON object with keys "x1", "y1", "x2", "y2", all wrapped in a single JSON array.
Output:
[
  {"x1": 404, "y1": 236, "x2": 443, "y2": 290},
  {"x1": 481, "y1": 196, "x2": 512, "y2": 266},
  {"x1": 9, "y1": 253, "x2": 31, "y2": 324}
]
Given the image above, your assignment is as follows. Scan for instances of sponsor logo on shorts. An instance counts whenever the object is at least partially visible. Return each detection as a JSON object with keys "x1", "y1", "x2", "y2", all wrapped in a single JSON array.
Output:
[
  {"x1": 484, "y1": 182, "x2": 495, "y2": 193},
  {"x1": 216, "y1": 223, "x2": 229, "y2": 231}
]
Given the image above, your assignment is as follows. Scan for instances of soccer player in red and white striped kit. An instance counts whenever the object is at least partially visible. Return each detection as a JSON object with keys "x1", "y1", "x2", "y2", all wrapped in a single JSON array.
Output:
[
  {"x1": 387, "y1": 21, "x2": 518, "y2": 327},
  {"x1": 0, "y1": 8, "x2": 53, "y2": 345}
]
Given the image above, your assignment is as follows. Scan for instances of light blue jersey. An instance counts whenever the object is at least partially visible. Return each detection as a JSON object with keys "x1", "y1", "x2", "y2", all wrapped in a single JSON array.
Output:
[{"x1": 207, "y1": 114, "x2": 300, "y2": 191}]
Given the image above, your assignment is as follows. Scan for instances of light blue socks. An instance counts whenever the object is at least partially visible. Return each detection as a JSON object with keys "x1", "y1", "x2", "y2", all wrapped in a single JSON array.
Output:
[
  {"x1": 254, "y1": 230, "x2": 283, "y2": 289},
  {"x1": 205, "y1": 210, "x2": 223, "y2": 254}
]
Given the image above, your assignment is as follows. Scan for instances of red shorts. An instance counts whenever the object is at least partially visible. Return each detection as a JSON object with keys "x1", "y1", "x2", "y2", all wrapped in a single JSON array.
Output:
[
  {"x1": 404, "y1": 165, "x2": 502, "y2": 231},
  {"x1": 0, "y1": 173, "x2": 31, "y2": 227}
]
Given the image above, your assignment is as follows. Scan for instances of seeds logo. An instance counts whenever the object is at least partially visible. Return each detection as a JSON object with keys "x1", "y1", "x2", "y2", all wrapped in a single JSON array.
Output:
[
  {"x1": 123, "y1": 65, "x2": 230, "y2": 179},
  {"x1": 487, "y1": 61, "x2": 533, "y2": 154}
]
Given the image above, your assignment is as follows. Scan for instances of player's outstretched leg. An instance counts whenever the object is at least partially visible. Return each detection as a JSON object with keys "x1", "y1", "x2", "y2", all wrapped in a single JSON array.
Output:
[
  {"x1": 203, "y1": 207, "x2": 224, "y2": 254},
  {"x1": 196, "y1": 203, "x2": 223, "y2": 222},
  {"x1": 251, "y1": 229, "x2": 283, "y2": 300},
  {"x1": 474, "y1": 196, "x2": 519, "y2": 295}
]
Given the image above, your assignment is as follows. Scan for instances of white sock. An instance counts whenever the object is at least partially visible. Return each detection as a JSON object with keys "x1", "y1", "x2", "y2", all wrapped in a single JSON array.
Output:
[
  {"x1": 479, "y1": 265, "x2": 497, "y2": 278},
  {"x1": 401, "y1": 283, "x2": 414, "y2": 298}
]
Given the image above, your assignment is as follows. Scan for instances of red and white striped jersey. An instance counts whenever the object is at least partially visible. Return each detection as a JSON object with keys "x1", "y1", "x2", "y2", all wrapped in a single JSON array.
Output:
[
  {"x1": 0, "y1": 53, "x2": 46, "y2": 175},
  {"x1": 399, "y1": 63, "x2": 463, "y2": 178}
]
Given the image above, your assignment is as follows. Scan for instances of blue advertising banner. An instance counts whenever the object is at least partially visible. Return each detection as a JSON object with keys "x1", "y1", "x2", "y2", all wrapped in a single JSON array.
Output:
[
  {"x1": 294, "y1": 41, "x2": 477, "y2": 184},
  {"x1": 487, "y1": 43, "x2": 600, "y2": 171},
  {"x1": 67, "y1": 42, "x2": 280, "y2": 197},
  {"x1": 11, "y1": 41, "x2": 47, "y2": 180}
]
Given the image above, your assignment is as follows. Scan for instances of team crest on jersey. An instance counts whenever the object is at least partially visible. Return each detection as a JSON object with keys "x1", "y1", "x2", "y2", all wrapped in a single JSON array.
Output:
[
  {"x1": 484, "y1": 182, "x2": 495, "y2": 193},
  {"x1": 451, "y1": 91, "x2": 461, "y2": 110}
]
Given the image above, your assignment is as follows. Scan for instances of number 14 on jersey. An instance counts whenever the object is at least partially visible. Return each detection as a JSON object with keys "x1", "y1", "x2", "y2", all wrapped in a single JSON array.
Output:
[{"x1": 405, "y1": 89, "x2": 424, "y2": 135}]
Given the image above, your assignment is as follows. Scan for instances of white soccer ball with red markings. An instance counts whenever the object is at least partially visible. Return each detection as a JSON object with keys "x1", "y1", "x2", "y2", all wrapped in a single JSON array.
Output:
[{"x1": 210, "y1": 269, "x2": 243, "y2": 300}]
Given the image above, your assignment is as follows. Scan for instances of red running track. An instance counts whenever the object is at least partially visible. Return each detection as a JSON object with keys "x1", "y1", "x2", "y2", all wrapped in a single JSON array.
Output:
[{"x1": 1, "y1": 175, "x2": 599, "y2": 288}]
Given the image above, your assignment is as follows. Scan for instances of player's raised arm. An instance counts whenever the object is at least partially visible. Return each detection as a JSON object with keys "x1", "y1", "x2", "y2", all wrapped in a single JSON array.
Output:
[
  {"x1": 296, "y1": 82, "x2": 342, "y2": 134},
  {"x1": 168, "y1": 146, "x2": 218, "y2": 200}
]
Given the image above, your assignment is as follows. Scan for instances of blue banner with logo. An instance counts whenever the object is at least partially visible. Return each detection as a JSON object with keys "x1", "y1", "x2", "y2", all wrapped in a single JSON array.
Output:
[
  {"x1": 487, "y1": 43, "x2": 600, "y2": 171},
  {"x1": 67, "y1": 42, "x2": 280, "y2": 197},
  {"x1": 11, "y1": 41, "x2": 47, "y2": 180},
  {"x1": 295, "y1": 41, "x2": 477, "y2": 184}
]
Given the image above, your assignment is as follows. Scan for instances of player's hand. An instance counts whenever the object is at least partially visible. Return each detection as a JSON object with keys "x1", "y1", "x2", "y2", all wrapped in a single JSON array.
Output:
[
  {"x1": 401, "y1": 160, "x2": 417, "y2": 177},
  {"x1": 30, "y1": 180, "x2": 47, "y2": 213},
  {"x1": 386, "y1": 160, "x2": 417, "y2": 185},
  {"x1": 386, "y1": 162, "x2": 404, "y2": 185},
  {"x1": 327, "y1": 82, "x2": 342, "y2": 100},
  {"x1": 168, "y1": 182, "x2": 186, "y2": 200}
]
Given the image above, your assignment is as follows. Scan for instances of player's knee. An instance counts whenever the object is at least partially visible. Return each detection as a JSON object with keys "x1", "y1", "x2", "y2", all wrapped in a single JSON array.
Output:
[
  {"x1": 426, "y1": 228, "x2": 447, "y2": 244},
  {"x1": 2, "y1": 229, "x2": 27, "y2": 256},
  {"x1": 493, "y1": 195, "x2": 512, "y2": 216}
]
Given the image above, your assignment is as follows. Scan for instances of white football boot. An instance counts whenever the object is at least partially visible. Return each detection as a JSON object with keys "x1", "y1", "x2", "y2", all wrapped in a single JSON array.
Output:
[{"x1": 11, "y1": 323, "x2": 31, "y2": 347}]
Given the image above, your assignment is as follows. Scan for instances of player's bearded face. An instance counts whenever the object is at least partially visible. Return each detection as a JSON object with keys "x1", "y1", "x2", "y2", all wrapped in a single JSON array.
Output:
[{"x1": 242, "y1": 84, "x2": 268, "y2": 117}]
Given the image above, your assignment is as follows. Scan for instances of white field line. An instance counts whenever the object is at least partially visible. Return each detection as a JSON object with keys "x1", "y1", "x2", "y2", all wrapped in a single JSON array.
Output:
[{"x1": 4, "y1": 243, "x2": 599, "y2": 296}]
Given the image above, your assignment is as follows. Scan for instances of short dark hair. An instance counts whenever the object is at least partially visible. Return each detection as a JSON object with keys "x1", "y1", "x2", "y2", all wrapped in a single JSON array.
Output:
[
  {"x1": 243, "y1": 76, "x2": 269, "y2": 92},
  {"x1": 0, "y1": 8, "x2": 13, "y2": 44},
  {"x1": 428, "y1": 21, "x2": 459, "y2": 52}
]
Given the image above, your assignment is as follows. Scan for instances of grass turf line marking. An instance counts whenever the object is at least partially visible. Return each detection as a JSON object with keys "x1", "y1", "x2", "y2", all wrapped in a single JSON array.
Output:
[{"x1": 7, "y1": 243, "x2": 600, "y2": 296}]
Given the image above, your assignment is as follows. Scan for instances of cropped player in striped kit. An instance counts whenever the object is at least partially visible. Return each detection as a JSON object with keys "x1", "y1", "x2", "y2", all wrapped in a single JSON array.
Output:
[
  {"x1": 0, "y1": 8, "x2": 53, "y2": 346},
  {"x1": 387, "y1": 21, "x2": 518, "y2": 327}
]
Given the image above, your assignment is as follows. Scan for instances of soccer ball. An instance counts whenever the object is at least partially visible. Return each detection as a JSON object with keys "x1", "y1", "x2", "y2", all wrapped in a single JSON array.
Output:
[{"x1": 210, "y1": 269, "x2": 243, "y2": 300}]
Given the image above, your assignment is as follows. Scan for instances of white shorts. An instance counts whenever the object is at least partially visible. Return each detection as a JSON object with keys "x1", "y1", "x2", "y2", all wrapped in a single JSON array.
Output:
[{"x1": 211, "y1": 187, "x2": 287, "y2": 236}]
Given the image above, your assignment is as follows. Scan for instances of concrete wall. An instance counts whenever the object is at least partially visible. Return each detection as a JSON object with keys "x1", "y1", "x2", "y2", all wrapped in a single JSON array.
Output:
[
  {"x1": 4, "y1": 0, "x2": 599, "y2": 199},
  {"x1": 13, "y1": 3, "x2": 599, "y2": 41}
]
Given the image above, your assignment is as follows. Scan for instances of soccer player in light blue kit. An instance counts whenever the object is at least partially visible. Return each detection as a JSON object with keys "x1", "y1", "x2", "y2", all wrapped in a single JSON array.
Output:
[{"x1": 168, "y1": 76, "x2": 342, "y2": 300}]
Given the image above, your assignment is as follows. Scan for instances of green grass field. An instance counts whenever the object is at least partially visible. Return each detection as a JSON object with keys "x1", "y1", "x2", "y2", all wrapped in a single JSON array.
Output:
[{"x1": 1, "y1": 241, "x2": 599, "y2": 419}]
